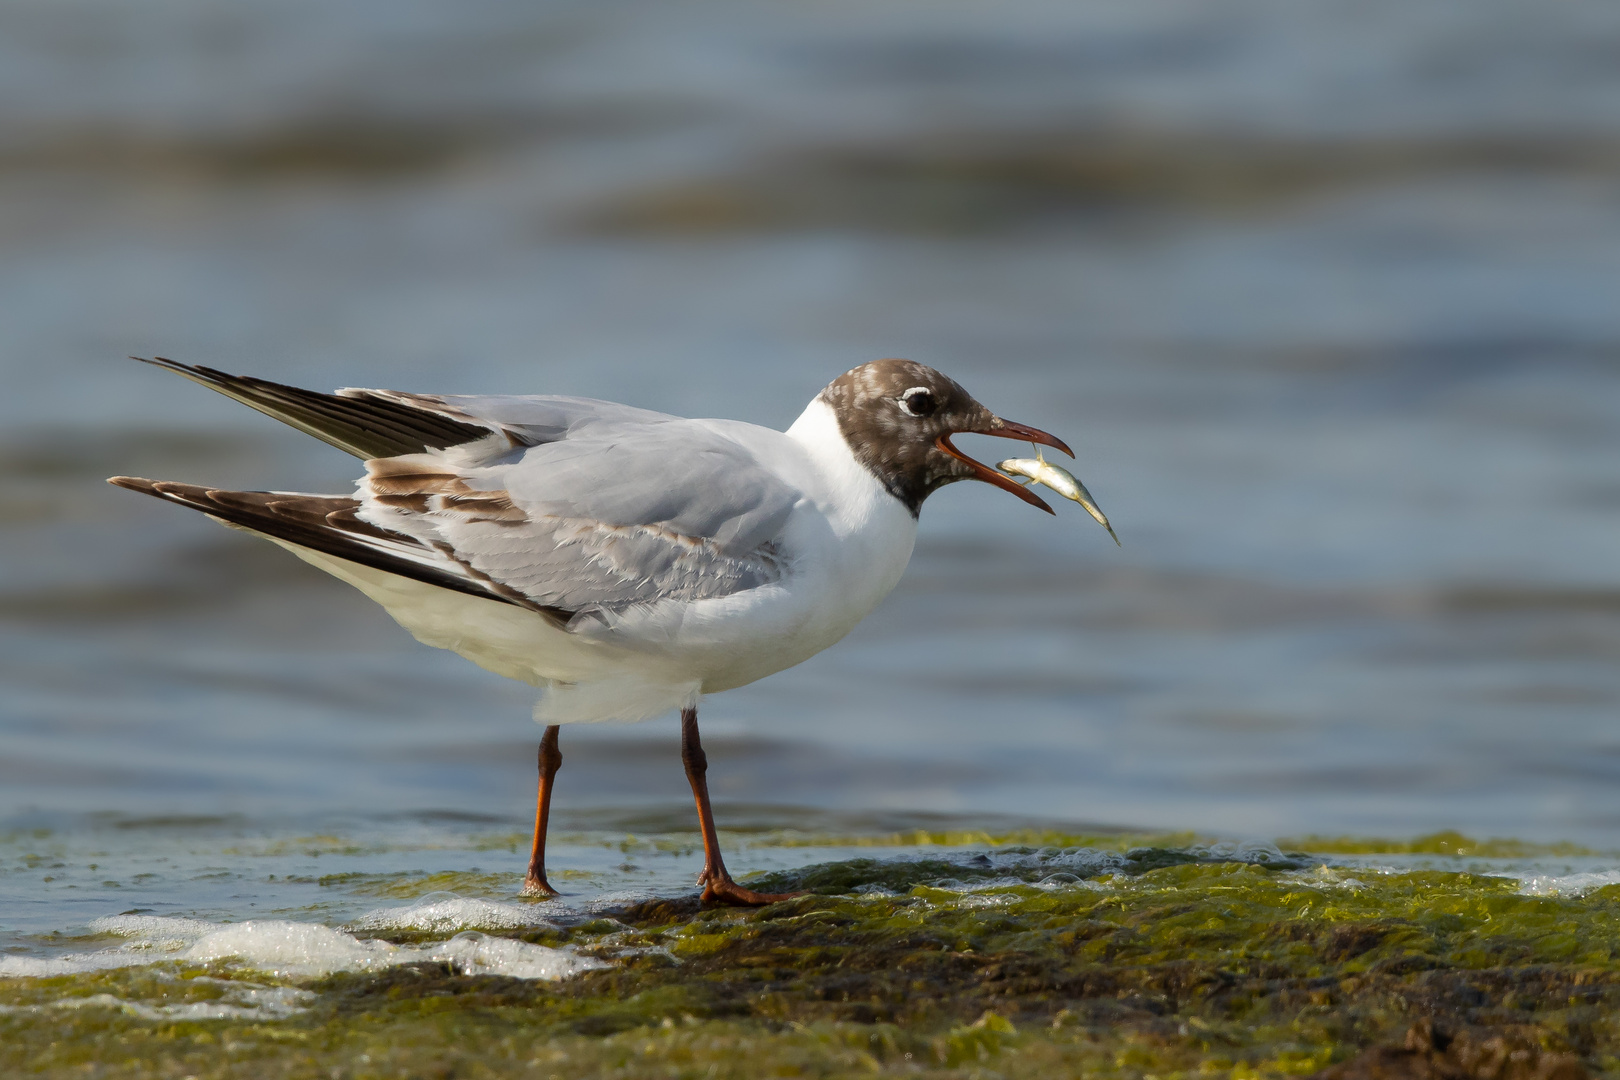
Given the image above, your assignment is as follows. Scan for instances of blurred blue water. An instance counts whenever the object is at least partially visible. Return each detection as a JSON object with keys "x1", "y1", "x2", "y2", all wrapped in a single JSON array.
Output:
[{"x1": 3, "y1": 0, "x2": 1620, "y2": 917}]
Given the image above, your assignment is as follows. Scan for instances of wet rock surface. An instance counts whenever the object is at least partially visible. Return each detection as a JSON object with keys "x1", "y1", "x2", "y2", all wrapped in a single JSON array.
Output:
[{"x1": 7, "y1": 839, "x2": 1620, "y2": 1078}]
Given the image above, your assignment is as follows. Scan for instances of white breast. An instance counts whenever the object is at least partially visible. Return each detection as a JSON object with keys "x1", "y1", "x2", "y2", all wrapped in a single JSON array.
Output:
[
  {"x1": 701, "y1": 398, "x2": 917, "y2": 689},
  {"x1": 591, "y1": 398, "x2": 918, "y2": 694},
  {"x1": 780, "y1": 396, "x2": 918, "y2": 614}
]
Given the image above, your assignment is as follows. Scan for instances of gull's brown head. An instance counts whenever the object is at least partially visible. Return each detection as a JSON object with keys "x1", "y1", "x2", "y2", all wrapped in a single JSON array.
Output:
[{"x1": 818, "y1": 358, "x2": 1072, "y2": 516}]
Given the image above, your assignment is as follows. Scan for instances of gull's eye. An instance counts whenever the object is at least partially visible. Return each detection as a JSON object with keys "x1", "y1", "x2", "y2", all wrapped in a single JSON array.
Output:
[{"x1": 900, "y1": 387, "x2": 937, "y2": 418}]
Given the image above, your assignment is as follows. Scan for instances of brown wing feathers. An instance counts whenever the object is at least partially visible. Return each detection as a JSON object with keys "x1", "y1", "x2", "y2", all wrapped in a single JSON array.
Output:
[
  {"x1": 106, "y1": 476, "x2": 564, "y2": 618},
  {"x1": 110, "y1": 360, "x2": 582, "y2": 623}
]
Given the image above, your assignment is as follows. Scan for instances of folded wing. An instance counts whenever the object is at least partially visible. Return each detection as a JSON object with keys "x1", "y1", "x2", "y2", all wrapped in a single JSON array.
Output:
[
  {"x1": 116, "y1": 362, "x2": 804, "y2": 623},
  {"x1": 359, "y1": 420, "x2": 800, "y2": 615}
]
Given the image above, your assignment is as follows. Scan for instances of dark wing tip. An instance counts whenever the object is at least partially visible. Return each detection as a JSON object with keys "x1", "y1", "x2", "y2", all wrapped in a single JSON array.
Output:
[
  {"x1": 108, "y1": 475, "x2": 157, "y2": 493},
  {"x1": 136, "y1": 356, "x2": 235, "y2": 382},
  {"x1": 128, "y1": 356, "x2": 493, "y2": 460}
]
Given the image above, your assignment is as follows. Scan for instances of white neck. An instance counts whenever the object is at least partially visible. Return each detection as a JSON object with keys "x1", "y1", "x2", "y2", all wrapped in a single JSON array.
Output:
[
  {"x1": 786, "y1": 397, "x2": 907, "y2": 529},
  {"x1": 783, "y1": 397, "x2": 917, "y2": 621}
]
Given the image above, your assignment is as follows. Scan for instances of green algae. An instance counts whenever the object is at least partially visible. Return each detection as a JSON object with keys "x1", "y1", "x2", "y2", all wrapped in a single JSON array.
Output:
[
  {"x1": 1275, "y1": 831, "x2": 1599, "y2": 859},
  {"x1": 733, "y1": 827, "x2": 1202, "y2": 851},
  {"x1": 8, "y1": 843, "x2": 1620, "y2": 1078},
  {"x1": 310, "y1": 870, "x2": 523, "y2": 899},
  {"x1": 222, "y1": 836, "x2": 396, "y2": 859}
]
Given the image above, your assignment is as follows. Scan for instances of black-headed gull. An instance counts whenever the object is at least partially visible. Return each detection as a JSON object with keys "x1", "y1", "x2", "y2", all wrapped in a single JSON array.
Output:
[{"x1": 111, "y1": 358, "x2": 1085, "y2": 905}]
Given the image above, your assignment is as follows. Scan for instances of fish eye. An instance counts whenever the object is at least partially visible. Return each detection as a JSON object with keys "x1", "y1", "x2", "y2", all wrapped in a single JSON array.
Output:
[{"x1": 899, "y1": 387, "x2": 937, "y2": 418}]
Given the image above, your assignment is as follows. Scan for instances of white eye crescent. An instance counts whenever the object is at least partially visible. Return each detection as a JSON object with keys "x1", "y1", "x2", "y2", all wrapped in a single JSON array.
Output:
[{"x1": 899, "y1": 386, "x2": 937, "y2": 417}]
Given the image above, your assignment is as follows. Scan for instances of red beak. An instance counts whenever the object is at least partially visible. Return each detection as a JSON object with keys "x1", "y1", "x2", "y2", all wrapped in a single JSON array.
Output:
[{"x1": 935, "y1": 419, "x2": 1073, "y2": 516}]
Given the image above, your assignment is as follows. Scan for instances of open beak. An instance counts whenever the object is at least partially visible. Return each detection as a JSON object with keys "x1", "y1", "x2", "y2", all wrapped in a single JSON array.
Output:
[{"x1": 935, "y1": 419, "x2": 1074, "y2": 516}]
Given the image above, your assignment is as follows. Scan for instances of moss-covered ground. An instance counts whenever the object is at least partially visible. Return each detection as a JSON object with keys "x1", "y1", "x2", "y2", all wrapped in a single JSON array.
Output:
[{"x1": 6, "y1": 833, "x2": 1620, "y2": 1079}]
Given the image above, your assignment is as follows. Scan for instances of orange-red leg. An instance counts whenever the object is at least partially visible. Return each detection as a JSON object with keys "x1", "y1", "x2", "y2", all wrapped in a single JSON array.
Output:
[
  {"x1": 680, "y1": 706, "x2": 802, "y2": 906},
  {"x1": 522, "y1": 725, "x2": 562, "y2": 896}
]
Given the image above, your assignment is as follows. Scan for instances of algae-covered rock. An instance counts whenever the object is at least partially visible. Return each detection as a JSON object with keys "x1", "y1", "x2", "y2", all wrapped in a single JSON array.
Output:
[
  {"x1": 6, "y1": 839, "x2": 1620, "y2": 1078},
  {"x1": 1314, "y1": 1019, "x2": 1590, "y2": 1080}
]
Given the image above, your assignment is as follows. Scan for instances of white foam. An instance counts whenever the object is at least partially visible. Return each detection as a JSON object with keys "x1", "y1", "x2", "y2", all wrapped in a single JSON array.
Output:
[
  {"x1": 183, "y1": 921, "x2": 607, "y2": 980},
  {"x1": 348, "y1": 897, "x2": 558, "y2": 934},
  {"x1": 88, "y1": 915, "x2": 217, "y2": 946},
  {"x1": 2, "y1": 913, "x2": 608, "y2": 983},
  {"x1": 148, "y1": 985, "x2": 315, "y2": 1020},
  {"x1": 0, "y1": 951, "x2": 155, "y2": 978},
  {"x1": 946, "y1": 885, "x2": 1027, "y2": 905},
  {"x1": 1282, "y1": 866, "x2": 1369, "y2": 891},
  {"x1": 1185, "y1": 841, "x2": 1299, "y2": 866},
  {"x1": 0, "y1": 986, "x2": 314, "y2": 1021},
  {"x1": 184, "y1": 921, "x2": 397, "y2": 977},
  {"x1": 429, "y1": 932, "x2": 606, "y2": 980},
  {"x1": 1519, "y1": 869, "x2": 1620, "y2": 897},
  {"x1": 0, "y1": 916, "x2": 225, "y2": 977}
]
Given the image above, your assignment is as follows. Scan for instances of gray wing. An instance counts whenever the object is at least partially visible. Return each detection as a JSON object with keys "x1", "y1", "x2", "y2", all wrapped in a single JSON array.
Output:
[
  {"x1": 358, "y1": 417, "x2": 802, "y2": 615},
  {"x1": 132, "y1": 359, "x2": 800, "y2": 618}
]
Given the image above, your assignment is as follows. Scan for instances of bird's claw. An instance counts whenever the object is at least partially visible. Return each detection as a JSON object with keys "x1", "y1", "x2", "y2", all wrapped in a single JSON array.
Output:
[
  {"x1": 697, "y1": 872, "x2": 803, "y2": 907},
  {"x1": 520, "y1": 875, "x2": 561, "y2": 898}
]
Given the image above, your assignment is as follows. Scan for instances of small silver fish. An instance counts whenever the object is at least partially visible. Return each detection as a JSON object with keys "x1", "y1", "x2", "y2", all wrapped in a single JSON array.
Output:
[{"x1": 996, "y1": 447, "x2": 1120, "y2": 546}]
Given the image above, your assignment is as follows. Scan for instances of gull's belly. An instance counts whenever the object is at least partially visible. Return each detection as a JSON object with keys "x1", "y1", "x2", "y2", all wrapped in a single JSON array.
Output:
[{"x1": 267, "y1": 485, "x2": 917, "y2": 719}]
